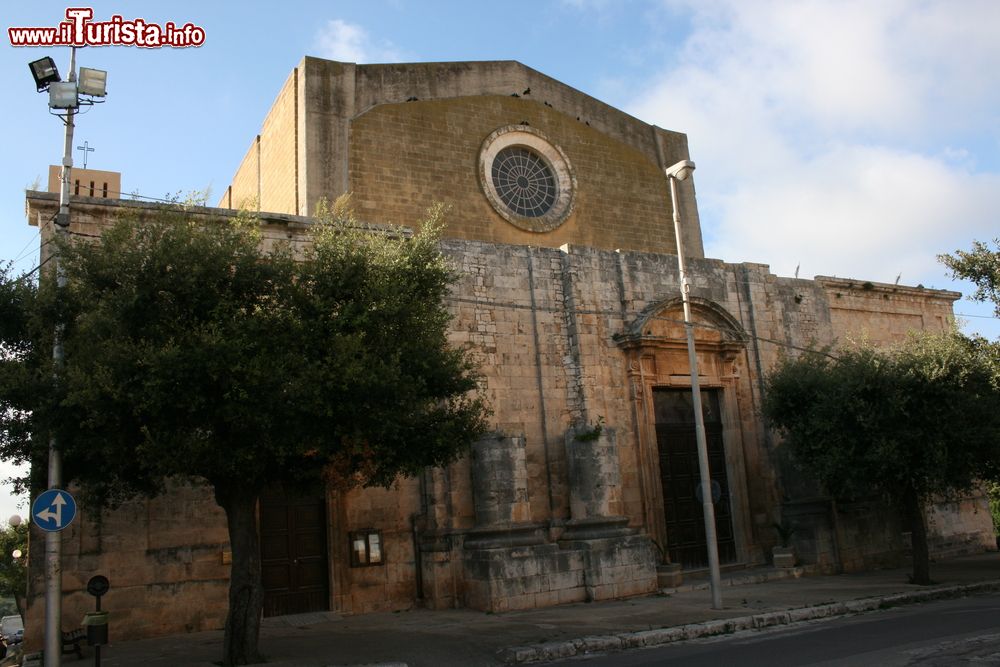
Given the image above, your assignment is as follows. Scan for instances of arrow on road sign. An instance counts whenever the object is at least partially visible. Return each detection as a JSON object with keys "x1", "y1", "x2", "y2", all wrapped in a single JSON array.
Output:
[{"x1": 36, "y1": 492, "x2": 65, "y2": 525}]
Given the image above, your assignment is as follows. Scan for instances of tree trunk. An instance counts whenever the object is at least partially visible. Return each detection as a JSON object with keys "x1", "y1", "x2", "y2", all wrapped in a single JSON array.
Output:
[
  {"x1": 219, "y1": 486, "x2": 265, "y2": 666},
  {"x1": 904, "y1": 488, "x2": 932, "y2": 585},
  {"x1": 14, "y1": 593, "x2": 25, "y2": 623}
]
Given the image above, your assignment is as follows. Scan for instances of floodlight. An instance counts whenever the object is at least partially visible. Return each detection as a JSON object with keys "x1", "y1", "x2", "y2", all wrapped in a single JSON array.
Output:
[
  {"x1": 78, "y1": 67, "x2": 107, "y2": 97},
  {"x1": 664, "y1": 159, "x2": 696, "y2": 181},
  {"x1": 48, "y1": 81, "x2": 79, "y2": 109},
  {"x1": 29, "y1": 57, "x2": 61, "y2": 92}
]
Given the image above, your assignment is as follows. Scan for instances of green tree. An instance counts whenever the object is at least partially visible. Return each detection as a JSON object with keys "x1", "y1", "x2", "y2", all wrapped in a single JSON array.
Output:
[
  {"x1": 0, "y1": 205, "x2": 489, "y2": 665},
  {"x1": 0, "y1": 522, "x2": 27, "y2": 620},
  {"x1": 988, "y1": 483, "x2": 1000, "y2": 538},
  {"x1": 762, "y1": 331, "x2": 1000, "y2": 585},
  {"x1": 939, "y1": 238, "x2": 1000, "y2": 319}
]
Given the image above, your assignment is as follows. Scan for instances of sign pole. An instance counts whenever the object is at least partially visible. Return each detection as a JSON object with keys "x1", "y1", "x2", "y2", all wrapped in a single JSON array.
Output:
[{"x1": 44, "y1": 45, "x2": 77, "y2": 667}]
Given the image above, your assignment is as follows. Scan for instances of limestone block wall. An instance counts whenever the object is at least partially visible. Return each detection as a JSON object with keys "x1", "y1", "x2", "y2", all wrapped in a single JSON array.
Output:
[
  {"x1": 330, "y1": 479, "x2": 423, "y2": 615},
  {"x1": 222, "y1": 58, "x2": 704, "y2": 257},
  {"x1": 587, "y1": 247, "x2": 779, "y2": 556},
  {"x1": 463, "y1": 544, "x2": 586, "y2": 612},
  {"x1": 925, "y1": 492, "x2": 995, "y2": 559},
  {"x1": 759, "y1": 275, "x2": 981, "y2": 569},
  {"x1": 443, "y1": 241, "x2": 575, "y2": 527},
  {"x1": 24, "y1": 480, "x2": 229, "y2": 650},
  {"x1": 565, "y1": 427, "x2": 623, "y2": 522},
  {"x1": 436, "y1": 236, "x2": 982, "y2": 571},
  {"x1": 46, "y1": 165, "x2": 121, "y2": 200},
  {"x1": 461, "y1": 534, "x2": 658, "y2": 613},
  {"x1": 781, "y1": 499, "x2": 907, "y2": 573},
  {"x1": 833, "y1": 500, "x2": 908, "y2": 571},
  {"x1": 568, "y1": 536, "x2": 659, "y2": 601},
  {"x1": 258, "y1": 68, "x2": 300, "y2": 215},
  {"x1": 223, "y1": 67, "x2": 301, "y2": 214},
  {"x1": 348, "y1": 96, "x2": 690, "y2": 255},
  {"x1": 817, "y1": 277, "x2": 958, "y2": 343},
  {"x1": 470, "y1": 435, "x2": 531, "y2": 526},
  {"x1": 22, "y1": 192, "x2": 992, "y2": 642},
  {"x1": 225, "y1": 138, "x2": 259, "y2": 211},
  {"x1": 779, "y1": 500, "x2": 843, "y2": 572}
]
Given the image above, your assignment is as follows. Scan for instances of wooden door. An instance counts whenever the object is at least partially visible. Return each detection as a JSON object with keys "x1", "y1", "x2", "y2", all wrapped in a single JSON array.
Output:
[
  {"x1": 653, "y1": 388, "x2": 737, "y2": 569},
  {"x1": 260, "y1": 486, "x2": 330, "y2": 617}
]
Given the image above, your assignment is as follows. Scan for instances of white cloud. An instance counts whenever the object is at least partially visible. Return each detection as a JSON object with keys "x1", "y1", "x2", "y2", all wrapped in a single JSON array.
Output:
[
  {"x1": 630, "y1": 0, "x2": 1000, "y2": 292},
  {"x1": 710, "y1": 145, "x2": 1000, "y2": 283},
  {"x1": 313, "y1": 19, "x2": 404, "y2": 64}
]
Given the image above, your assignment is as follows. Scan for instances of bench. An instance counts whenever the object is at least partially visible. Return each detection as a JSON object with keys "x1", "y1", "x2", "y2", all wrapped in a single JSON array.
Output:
[{"x1": 62, "y1": 629, "x2": 85, "y2": 659}]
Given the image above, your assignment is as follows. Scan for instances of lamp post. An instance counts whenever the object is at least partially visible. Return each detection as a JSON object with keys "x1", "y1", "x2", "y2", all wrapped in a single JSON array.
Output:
[
  {"x1": 29, "y1": 48, "x2": 107, "y2": 667},
  {"x1": 664, "y1": 159, "x2": 723, "y2": 609}
]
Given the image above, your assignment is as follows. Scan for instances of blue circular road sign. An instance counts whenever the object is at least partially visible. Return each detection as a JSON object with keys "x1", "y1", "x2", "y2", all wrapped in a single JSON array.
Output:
[{"x1": 32, "y1": 489, "x2": 77, "y2": 532}]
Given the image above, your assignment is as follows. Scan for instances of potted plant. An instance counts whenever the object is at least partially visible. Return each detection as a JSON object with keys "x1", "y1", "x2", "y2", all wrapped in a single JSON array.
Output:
[
  {"x1": 772, "y1": 520, "x2": 797, "y2": 568},
  {"x1": 651, "y1": 540, "x2": 682, "y2": 588}
]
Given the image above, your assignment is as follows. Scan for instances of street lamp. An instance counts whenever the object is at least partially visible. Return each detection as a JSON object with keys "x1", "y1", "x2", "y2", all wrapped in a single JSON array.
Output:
[
  {"x1": 30, "y1": 48, "x2": 107, "y2": 667},
  {"x1": 664, "y1": 159, "x2": 724, "y2": 610},
  {"x1": 28, "y1": 57, "x2": 60, "y2": 92},
  {"x1": 77, "y1": 68, "x2": 108, "y2": 97}
]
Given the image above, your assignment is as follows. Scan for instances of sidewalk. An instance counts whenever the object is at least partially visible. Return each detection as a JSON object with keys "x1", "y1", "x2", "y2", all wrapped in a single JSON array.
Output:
[{"x1": 83, "y1": 552, "x2": 1000, "y2": 666}]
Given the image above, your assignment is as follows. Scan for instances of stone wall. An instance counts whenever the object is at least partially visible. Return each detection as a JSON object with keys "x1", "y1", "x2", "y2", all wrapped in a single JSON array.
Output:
[
  {"x1": 258, "y1": 68, "x2": 300, "y2": 215},
  {"x1": 22, "y1": 180, "x2": 993, "y2": 644},
  {"x1": 348, "y1": 96, "x2": 685, "y2": 254},
  {"x1": 817, "y1": 276, "x2": 958, "y2": 343},
  {"x1": 23, "y1": 480, "x2": 229, "y2": 651},
  {"x1": 925, "y1": 491, "x2": 996, "y2": 559},
  {"x1": 220, "y1": 58, "x2": 704, "y2": 257},
  {"x1": 224, "y1": 67, "x2": 300, "y2": 214}
]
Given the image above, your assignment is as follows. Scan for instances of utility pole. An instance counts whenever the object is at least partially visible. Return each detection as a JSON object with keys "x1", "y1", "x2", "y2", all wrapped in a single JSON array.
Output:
[
  {"x1": 43, "y1": 45, "x2": 77, "y2": 667},
  {"x1": 28, "y1": 46, "x2": 106, "y2": 667}
]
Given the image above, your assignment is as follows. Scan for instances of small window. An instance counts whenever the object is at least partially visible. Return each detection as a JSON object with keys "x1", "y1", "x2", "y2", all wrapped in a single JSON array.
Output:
[{"x1": 349, "y1": 530, "x2": 383, "y2": 567}]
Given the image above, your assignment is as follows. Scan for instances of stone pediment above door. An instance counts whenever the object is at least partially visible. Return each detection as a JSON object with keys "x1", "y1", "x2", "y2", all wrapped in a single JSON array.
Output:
[{"x1": 614, "y1": 296, "x2": 747, "y2": 359}]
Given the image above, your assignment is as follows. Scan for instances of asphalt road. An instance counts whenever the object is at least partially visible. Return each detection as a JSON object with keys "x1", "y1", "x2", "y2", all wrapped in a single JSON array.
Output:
[{"x1": 550, "y1": 593, "x2": 1000, "y2": 666}]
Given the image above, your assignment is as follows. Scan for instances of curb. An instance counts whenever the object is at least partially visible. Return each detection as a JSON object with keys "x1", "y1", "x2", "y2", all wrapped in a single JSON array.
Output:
[
  {"x1": 660, "y1": 564, "x2": 822, "y2": 595},
  {"x1": 500, "y1": 580, "x2": 1000, "y2": 664}
]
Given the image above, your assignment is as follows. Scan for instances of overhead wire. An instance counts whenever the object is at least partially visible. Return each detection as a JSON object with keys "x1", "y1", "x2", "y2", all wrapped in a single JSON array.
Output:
[
  {"x1": 445, "y1": 294, "x2": 840, "y2": 358},
  {"x1": 16, "y1": 194, "x2": 993, "y2": 353}
]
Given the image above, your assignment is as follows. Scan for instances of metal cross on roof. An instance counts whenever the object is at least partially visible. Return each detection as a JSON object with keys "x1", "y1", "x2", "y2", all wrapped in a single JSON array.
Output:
[{"x1": 76, "y1": 140, "x2": 94, "y2": 169}]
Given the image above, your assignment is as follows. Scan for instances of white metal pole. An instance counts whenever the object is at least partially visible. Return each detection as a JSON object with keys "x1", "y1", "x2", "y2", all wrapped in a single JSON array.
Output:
[
  {"x1": 669, "y1": 171, "x2": 723, "y2": 610},
  {"x1": 44, "y1": 45, "x2": 76, "y2": 667}
]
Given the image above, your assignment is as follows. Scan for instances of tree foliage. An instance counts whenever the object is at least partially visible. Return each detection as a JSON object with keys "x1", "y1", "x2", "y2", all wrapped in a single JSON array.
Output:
[
  {"x1": 762, "y1": 331, "x2": 1000, "y2": 584},
  {"x1": 988, "y1": 483, "x2": 1000, "y2": 536},
  {"x1": 0, "y1": 522, "x2": 27, "y2": 619},
  {"x1": 939, "y1": 238, "x2": 1000, "y2": 318},
  {"x1": 0, "y1": 204, "x2": 490, "y2": 665},
  {"x1": 0, "y1": 264, "x2": 42, "y2": 481}
]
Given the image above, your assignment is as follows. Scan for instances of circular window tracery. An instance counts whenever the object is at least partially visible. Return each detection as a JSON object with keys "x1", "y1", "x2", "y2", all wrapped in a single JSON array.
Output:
[
  {"x1": 478, "y1": 126, "x2": 575, "y2": 232},
  {"x1": 491, "y1": 146, "x2": 557, "y2": 218}
]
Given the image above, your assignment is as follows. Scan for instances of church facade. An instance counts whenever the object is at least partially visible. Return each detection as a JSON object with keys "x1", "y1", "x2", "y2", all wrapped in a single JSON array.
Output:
[{"x1": 23, "y1": 58, "x2": 994, "y2": 642}]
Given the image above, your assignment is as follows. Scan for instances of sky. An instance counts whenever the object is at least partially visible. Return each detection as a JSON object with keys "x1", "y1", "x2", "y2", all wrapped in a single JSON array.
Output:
[{"x1": 1, "y1": 1, "x2": 999, "y2": 521}]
